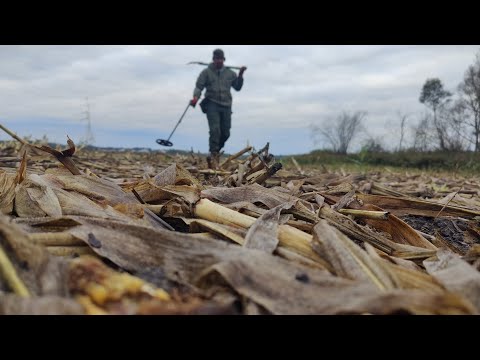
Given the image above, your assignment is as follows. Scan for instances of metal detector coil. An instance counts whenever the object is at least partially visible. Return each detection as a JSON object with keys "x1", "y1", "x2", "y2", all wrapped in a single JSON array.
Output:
[{"x1": 156, "y1": 102, "x2": 191, "y2": 147}]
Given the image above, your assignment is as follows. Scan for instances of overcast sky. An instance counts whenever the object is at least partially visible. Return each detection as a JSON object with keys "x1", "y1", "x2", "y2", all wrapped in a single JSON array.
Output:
[{"x1": 0, "y1": 45, "x2": 479, "y2": 155}]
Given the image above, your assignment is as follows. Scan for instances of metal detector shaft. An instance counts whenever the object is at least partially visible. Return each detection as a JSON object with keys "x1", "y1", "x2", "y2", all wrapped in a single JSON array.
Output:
[
  {"x1": 157, "y1": 102, "x2": 192, "y2": 147},
  {"x1": 166, "y1": 102, "x2": 190, "y2": 142}
]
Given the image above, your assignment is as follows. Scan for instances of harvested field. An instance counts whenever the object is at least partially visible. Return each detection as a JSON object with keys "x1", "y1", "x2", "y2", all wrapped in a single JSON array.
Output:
[{"x1": 1, "y1": 132, "x2": 480, "y2": 315}]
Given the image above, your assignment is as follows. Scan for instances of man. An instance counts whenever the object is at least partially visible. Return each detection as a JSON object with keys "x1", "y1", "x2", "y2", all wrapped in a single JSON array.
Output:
[{"x1": 190, "y1": 49, "x2": 247, "y2": 169}]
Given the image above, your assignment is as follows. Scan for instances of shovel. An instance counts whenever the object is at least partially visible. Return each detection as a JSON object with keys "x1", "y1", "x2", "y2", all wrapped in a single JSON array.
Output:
[
  {"x1": 156, "y1": 102, "x2": 191, "y2": 147},
  {"x1": 187, "y1": 61, "x2": 244, "y2": 71}
]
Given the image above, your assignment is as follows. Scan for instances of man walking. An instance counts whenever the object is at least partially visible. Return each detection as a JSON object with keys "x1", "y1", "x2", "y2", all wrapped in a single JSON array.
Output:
[{"x1": 190, "y1": 49, "x2": 246, "y2": 169}]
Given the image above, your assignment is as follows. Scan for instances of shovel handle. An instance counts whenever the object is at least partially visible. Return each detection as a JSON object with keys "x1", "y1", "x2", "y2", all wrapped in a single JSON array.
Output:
[{"x1": 187, "y1": 62, "x2": 244, "y2": 71}]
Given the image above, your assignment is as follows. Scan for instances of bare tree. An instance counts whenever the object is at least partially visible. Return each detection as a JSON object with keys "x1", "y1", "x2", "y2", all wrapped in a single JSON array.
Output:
[
  {"x1": 437, "y1": 100, "x2": 470, "y2": 151},
  {"x1": 412, "y1": 112, "x2": 435, "y2": 151},
  {"x1": 419, "y1": 78, "x2": 452, "y2": 150},
  {"x1": 458, "y1": 52, "x2": 480, "y2": 152},
  {"x1": 397, "y1": 111, "x2": 410, "y2": 151},
  {"x1": 311, "y1": 111, "x2": 366, "y2": 154}
]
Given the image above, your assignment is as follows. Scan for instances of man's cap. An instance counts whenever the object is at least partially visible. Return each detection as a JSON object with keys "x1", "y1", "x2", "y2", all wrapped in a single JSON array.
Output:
[{"x1": 213, "y1": 49, "x2": 225, "y2": 59}]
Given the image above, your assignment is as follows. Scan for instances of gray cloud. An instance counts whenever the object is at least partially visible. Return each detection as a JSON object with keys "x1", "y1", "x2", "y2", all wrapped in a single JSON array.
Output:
[{"x1": 0, "y1": 45, "x2": 478, "y2": 155}]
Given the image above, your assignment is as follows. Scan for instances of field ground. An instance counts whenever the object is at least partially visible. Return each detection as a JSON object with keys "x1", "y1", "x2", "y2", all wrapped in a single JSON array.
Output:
[{"x1": 1, "y1": 140, "x2": 480, "y2": 315}]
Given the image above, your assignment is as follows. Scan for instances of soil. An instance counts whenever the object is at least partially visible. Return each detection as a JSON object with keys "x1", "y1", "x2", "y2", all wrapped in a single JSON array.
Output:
[{"x1": 401, "y1": 215, "x2": 476, "y2": 254}]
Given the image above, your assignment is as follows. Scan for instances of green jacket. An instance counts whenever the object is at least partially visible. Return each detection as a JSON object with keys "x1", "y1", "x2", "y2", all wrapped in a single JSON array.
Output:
[{"x1": 193, "y1": 63, "x2": 244, "y2": 107}]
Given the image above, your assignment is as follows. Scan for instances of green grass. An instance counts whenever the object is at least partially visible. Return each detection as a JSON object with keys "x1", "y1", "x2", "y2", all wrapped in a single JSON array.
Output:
[{"x1": 278, "y1": 149, "x2": 480, "y2": 176}]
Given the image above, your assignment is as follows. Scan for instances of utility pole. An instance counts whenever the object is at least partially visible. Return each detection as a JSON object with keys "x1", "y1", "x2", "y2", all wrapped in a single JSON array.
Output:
[{"x1": 80, "y1": 97, "x2": 95, "y2": 146}]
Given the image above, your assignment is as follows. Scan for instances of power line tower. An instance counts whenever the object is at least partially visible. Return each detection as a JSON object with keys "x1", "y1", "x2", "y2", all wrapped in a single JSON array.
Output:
[{"x1": 80, "y1": 97, "x2": 95, "y2": 146}]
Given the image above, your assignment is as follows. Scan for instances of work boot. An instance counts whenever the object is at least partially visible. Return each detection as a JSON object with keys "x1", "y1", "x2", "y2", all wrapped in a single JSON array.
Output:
[
  {"x1": 214, "y1": 152, "x2": 221, "y2": 168},
  {"x1": 208, "y1": 152, "x2": 219, "y2": 170}
]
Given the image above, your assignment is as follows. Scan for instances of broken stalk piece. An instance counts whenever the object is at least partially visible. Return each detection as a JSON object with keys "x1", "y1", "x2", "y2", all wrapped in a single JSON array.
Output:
[
  {"x1": 220, "y1": 145, "x2": 253, "y2": 169},
  {"x1": 248, "y1": 163, "x2": 283, "y2": 185},
  {"x1": 0, "y1": 244, "x2": 30, "y2": 297},
  {"x1": 0, "y1": 123, "x2": 28, "y2": 145},
  {"x1": 338, "y1": 209, "x2": 390, "y2": 220},
  {"x1": 194, "y1": 198, "x2": 331, "y2": 268}
]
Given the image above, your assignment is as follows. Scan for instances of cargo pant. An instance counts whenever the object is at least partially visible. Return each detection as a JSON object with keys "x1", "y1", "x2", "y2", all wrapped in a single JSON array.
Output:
[{"x1": 206, "y1": 101, "x2": 232, "y2": 153}]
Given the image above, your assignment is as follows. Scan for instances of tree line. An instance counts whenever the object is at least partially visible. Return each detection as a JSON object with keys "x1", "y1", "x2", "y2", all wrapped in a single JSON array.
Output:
[{"x1": 311, "y1": 50, "x2": 480, "y2": 154}]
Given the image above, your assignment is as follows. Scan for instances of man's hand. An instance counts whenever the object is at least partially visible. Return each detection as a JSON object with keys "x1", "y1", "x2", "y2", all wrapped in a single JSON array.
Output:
[
  {"x1": 239, "y1": 66, "x2": 247, "y2": 77},
  {"x1": 190, "y1": 97, "x2": 198, "y2": 107}
]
